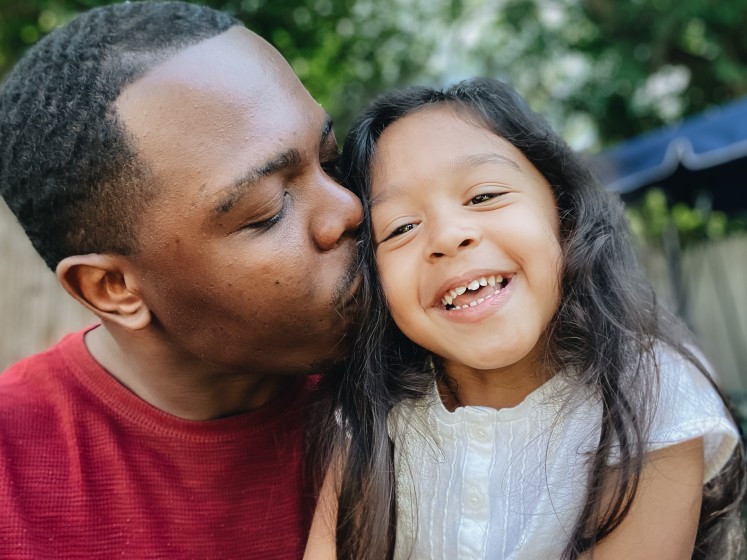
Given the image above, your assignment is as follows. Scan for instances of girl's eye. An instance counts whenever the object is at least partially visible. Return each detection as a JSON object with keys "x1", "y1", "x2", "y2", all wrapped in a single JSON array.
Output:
[
  {"x1": 384, "y1": 223, "x2": 415, "y2": 241},
  {"x1": 468, "y1": 193, "x2": 499, "y2": 205}
]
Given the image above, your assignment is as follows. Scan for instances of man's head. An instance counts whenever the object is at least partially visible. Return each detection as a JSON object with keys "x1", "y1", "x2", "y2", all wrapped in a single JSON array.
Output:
[
  {"x1": 0, "y1": 2, "x2": 363, "y2": 375},
  {"x1": 0, "y1": 1, "x2": 239, "y2": 269}
]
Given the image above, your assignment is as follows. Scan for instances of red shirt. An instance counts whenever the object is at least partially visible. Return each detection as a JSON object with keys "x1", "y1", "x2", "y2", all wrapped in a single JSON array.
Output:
[{"x1": 0, "y1": 328, "x2": 316, "y2": 559}]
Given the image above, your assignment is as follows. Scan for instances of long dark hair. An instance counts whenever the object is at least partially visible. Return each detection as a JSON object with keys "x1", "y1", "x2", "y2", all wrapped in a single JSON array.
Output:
[{"x1": 313, "y1": 78, "x2": 745, "y2": 559}]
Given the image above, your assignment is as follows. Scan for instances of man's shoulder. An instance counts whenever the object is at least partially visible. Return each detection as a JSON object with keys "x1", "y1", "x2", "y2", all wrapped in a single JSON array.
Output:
[{"x1": 0, "y1": 330, "x2": 86, "y2": 413}]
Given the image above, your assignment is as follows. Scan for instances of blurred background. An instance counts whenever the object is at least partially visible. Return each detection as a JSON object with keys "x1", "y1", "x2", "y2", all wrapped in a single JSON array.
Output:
[{"x1": 1, "y1": 0, "x2": 746, "y2": 424}]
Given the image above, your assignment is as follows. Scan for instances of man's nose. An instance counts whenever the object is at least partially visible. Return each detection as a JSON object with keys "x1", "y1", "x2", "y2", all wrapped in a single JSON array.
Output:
[
  {"x1": 310, "y1": 174, "x2": 363, "y2": 252},
  {"x1": 426, "y1": 215, "x2": 481, "y2": 261}
]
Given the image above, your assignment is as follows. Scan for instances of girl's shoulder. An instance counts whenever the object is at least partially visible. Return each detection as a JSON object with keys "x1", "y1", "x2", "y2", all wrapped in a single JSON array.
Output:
[
  {"x1": 649, "y1": 343, "x2": 739, "y2": 482},
  {"x1": 653, "y1": 342, "x2": 725, "y2": 413}
]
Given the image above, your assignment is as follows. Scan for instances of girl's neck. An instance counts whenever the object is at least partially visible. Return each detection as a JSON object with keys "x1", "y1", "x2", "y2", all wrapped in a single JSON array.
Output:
[{"x1": 437, "y1": 350, "x2": 553, "y2": 412}]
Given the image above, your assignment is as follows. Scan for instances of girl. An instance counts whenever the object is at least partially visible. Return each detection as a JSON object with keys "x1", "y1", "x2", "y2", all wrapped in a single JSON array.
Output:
[{"x1": 307, "y1": 78, "x2": 744, "y2": 559}]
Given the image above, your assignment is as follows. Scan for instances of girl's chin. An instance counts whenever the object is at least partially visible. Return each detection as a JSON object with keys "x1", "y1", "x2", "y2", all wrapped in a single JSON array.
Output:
[
  {"x1": 442, "y1": 355, "x2": 522, "y2": 373},
  {"x1": 440, "y1": 343, "x2": 546, "y2": 376}
]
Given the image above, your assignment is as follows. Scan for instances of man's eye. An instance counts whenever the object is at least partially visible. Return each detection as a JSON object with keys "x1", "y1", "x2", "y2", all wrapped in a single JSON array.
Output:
[
  {"x1": 247, "y1": 212, "x2": 282, "y2": 230},
  {"x1": 321, "y1": 157, "x2": 341, "y2": 179},
  {"x1": 468, "y1": 193, "x2": 499, "y2": 205},
  {"x1": 244, "y1": 193, "x2": 287, "y2": 230},
  {"x1": 384, "y1": 223, "x2": 415, "y2": 241}
]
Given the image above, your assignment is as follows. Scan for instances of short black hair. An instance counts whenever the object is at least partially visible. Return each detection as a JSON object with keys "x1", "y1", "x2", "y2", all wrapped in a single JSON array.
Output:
[{"x1": 0, "y1": 1, "x2": 238, "y2": 270}]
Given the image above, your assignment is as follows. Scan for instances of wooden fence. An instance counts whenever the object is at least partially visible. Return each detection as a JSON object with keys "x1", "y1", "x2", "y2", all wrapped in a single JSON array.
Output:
[
  {"x1": 2, "y1": 198, "x2": 746, "y2": 394},
  {"x1": 1, "y1": 201, "x2": 94, "y2": 371},
  {"x1": 639, "y1": 235, "x2": 747, "y2": 394}
]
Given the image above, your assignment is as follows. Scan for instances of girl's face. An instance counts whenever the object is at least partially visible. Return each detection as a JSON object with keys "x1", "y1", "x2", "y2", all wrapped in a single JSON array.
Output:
[{"x1": 370, "y1": 106, "x2": 562, "y2": 378}]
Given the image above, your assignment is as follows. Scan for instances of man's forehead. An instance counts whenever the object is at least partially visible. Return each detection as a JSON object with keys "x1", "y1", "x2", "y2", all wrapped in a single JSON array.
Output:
[
  {"x1": 116, "y1": 26, "x2": 292, "y2": 111},
  {"x1": 114, "y1": 25, "x2": 319, "y2": 192},
  {"x1": 115, "y1": 26, "x2": 308, "y2": 143}
]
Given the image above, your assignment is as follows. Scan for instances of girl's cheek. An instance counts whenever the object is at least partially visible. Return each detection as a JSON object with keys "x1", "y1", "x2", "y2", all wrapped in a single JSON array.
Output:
[{"x1": 379, "y1": 272, "x2": 409, "y2": 319}]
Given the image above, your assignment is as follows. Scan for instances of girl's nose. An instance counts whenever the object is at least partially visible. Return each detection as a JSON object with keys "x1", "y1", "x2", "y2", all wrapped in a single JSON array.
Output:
[
  {"x1": 310, "y1": 175, "x2": 363, "y2": 252},
  {"x1": 427, "y1": 217, "x2": 481, "y2": 260}
]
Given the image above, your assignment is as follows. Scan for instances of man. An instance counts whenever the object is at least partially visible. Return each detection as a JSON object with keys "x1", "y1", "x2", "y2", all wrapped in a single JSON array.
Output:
[{"x1": 0, "y1": 2, "x2": 362, "y2": 558}]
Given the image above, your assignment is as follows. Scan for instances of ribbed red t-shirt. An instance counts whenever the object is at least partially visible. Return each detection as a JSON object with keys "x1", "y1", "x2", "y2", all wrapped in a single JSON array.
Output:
[{"x1": 0, "y1": 328, "x2": 316, "y2": 559}]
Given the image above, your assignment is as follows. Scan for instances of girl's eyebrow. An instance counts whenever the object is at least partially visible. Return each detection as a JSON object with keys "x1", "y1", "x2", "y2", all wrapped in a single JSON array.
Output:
[
  {"x1": 370, "y1": 152, "x2": 523, "y2": 209},
  {"x1": 453, "y1": 152, "x2": 523, "y2": 172},
  {"x1": 369, "y1": 183, "x2": 407, "y2": 210}
]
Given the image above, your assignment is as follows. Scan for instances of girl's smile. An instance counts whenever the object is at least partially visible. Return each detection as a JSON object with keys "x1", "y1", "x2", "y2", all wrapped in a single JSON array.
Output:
[
  {"x1": 434, "y1": 271, "x2": 515, "y2": 325},
  {"x1": 370, "y1": 106, "x2": 563, "y2": 385},
  {"x1": 436, "y1": 271, "x2": 511, "y2": 310}
]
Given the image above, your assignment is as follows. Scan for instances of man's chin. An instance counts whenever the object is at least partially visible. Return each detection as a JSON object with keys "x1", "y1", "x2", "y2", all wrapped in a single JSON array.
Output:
[
  {"x1": 307, "y1": 360, "x2": 347, "y2": 378},
  {"x1": 333, "y1": 256, "x2": 367, "y2": 320},
  {"x1": 306, "y1": 335, "x2": 352, "y2": 374}
]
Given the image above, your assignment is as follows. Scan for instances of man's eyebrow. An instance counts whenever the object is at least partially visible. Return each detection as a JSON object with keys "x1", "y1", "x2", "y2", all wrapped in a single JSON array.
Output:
[
  {"x1": 213, "y1": 117, "x2": 334, "y2": 217},
  {"x1": 320, "y1": 116, "x2": 333, "y2": 146},
  {"x1": 213, "y1": 149, "x2": 301, "y2": 216}
]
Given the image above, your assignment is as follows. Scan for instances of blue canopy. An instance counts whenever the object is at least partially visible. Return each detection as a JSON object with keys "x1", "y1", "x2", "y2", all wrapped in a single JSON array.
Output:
[{"x1": 593, "y1": 96, "x2": 747, "y2": 209}]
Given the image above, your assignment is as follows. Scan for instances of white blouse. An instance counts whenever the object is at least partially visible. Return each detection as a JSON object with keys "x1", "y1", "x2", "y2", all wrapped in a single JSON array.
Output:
[{"x1": 388, "y1": 349, "x2": 739, "y2": 560}]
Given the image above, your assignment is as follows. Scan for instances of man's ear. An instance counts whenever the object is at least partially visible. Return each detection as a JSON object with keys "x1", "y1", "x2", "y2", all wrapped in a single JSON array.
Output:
[{"x1": 56, "y1": 254, "x2": 151, "y2": 331}]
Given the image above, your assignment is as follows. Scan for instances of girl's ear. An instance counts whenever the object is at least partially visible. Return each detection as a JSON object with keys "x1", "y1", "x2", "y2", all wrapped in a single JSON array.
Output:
[{"x1": 56, "y1": 254, "x2": 151, "y2": 331}]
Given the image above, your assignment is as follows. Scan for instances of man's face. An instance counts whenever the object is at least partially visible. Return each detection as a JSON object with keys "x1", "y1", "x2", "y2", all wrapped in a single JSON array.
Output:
[{"x1": 116, "y1": 27, "x2": 363, "y2": 375}]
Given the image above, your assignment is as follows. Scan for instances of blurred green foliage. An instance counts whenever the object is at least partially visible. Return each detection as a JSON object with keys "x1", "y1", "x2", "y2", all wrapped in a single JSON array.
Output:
[
  {"x1": 626, "y1": 188, "x2": 746, "y2": 248},
  {"x1": 2, "y1": 0, "x2": 747, "y2": 143},
  {"x1": 481, "y1": 0, "x2": 747, "y2": 145},
  {"x1": 0, "y1": 0, "x2": 448, "y2": 133}
]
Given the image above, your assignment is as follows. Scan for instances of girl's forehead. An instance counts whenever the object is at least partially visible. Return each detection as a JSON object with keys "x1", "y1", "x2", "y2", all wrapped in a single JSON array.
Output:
[
  {"x1": 377, "y1": 105, "x2": 472, "y2": 145},
  {"x1": 372, "y1": 107, "x2": 515, "y2": 167},
  {"x1": 369, "y1": 106, "x2": 535, "y2": 195}
]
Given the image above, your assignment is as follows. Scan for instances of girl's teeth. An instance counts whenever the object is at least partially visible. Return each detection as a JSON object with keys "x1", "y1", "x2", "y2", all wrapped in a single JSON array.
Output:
[{"x1": 441, "y1": 275, "x2": 510, "y2": 309}]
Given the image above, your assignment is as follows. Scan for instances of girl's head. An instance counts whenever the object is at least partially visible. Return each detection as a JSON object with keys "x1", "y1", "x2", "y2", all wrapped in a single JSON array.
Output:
[
  {"x1": 367, "y1": 103, "x2": 562, "y2": 380},
  {"x1": 343, "y1": 78, "x2": 639, "y2": 383},
  {"x1": 329, "y1": 78, "x2": 743, "y2": 560}
]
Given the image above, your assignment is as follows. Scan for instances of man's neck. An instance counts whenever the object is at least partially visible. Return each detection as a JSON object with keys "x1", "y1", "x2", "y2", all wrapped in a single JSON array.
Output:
[{"x1": 84, "y1": 326, "x2": 297, "y2": 421}]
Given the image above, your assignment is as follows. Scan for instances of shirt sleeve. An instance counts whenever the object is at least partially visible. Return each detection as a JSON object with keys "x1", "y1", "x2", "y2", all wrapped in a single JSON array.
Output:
[{"x1": 649, "y1": 348, "x2": 740, "y2": 483}]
